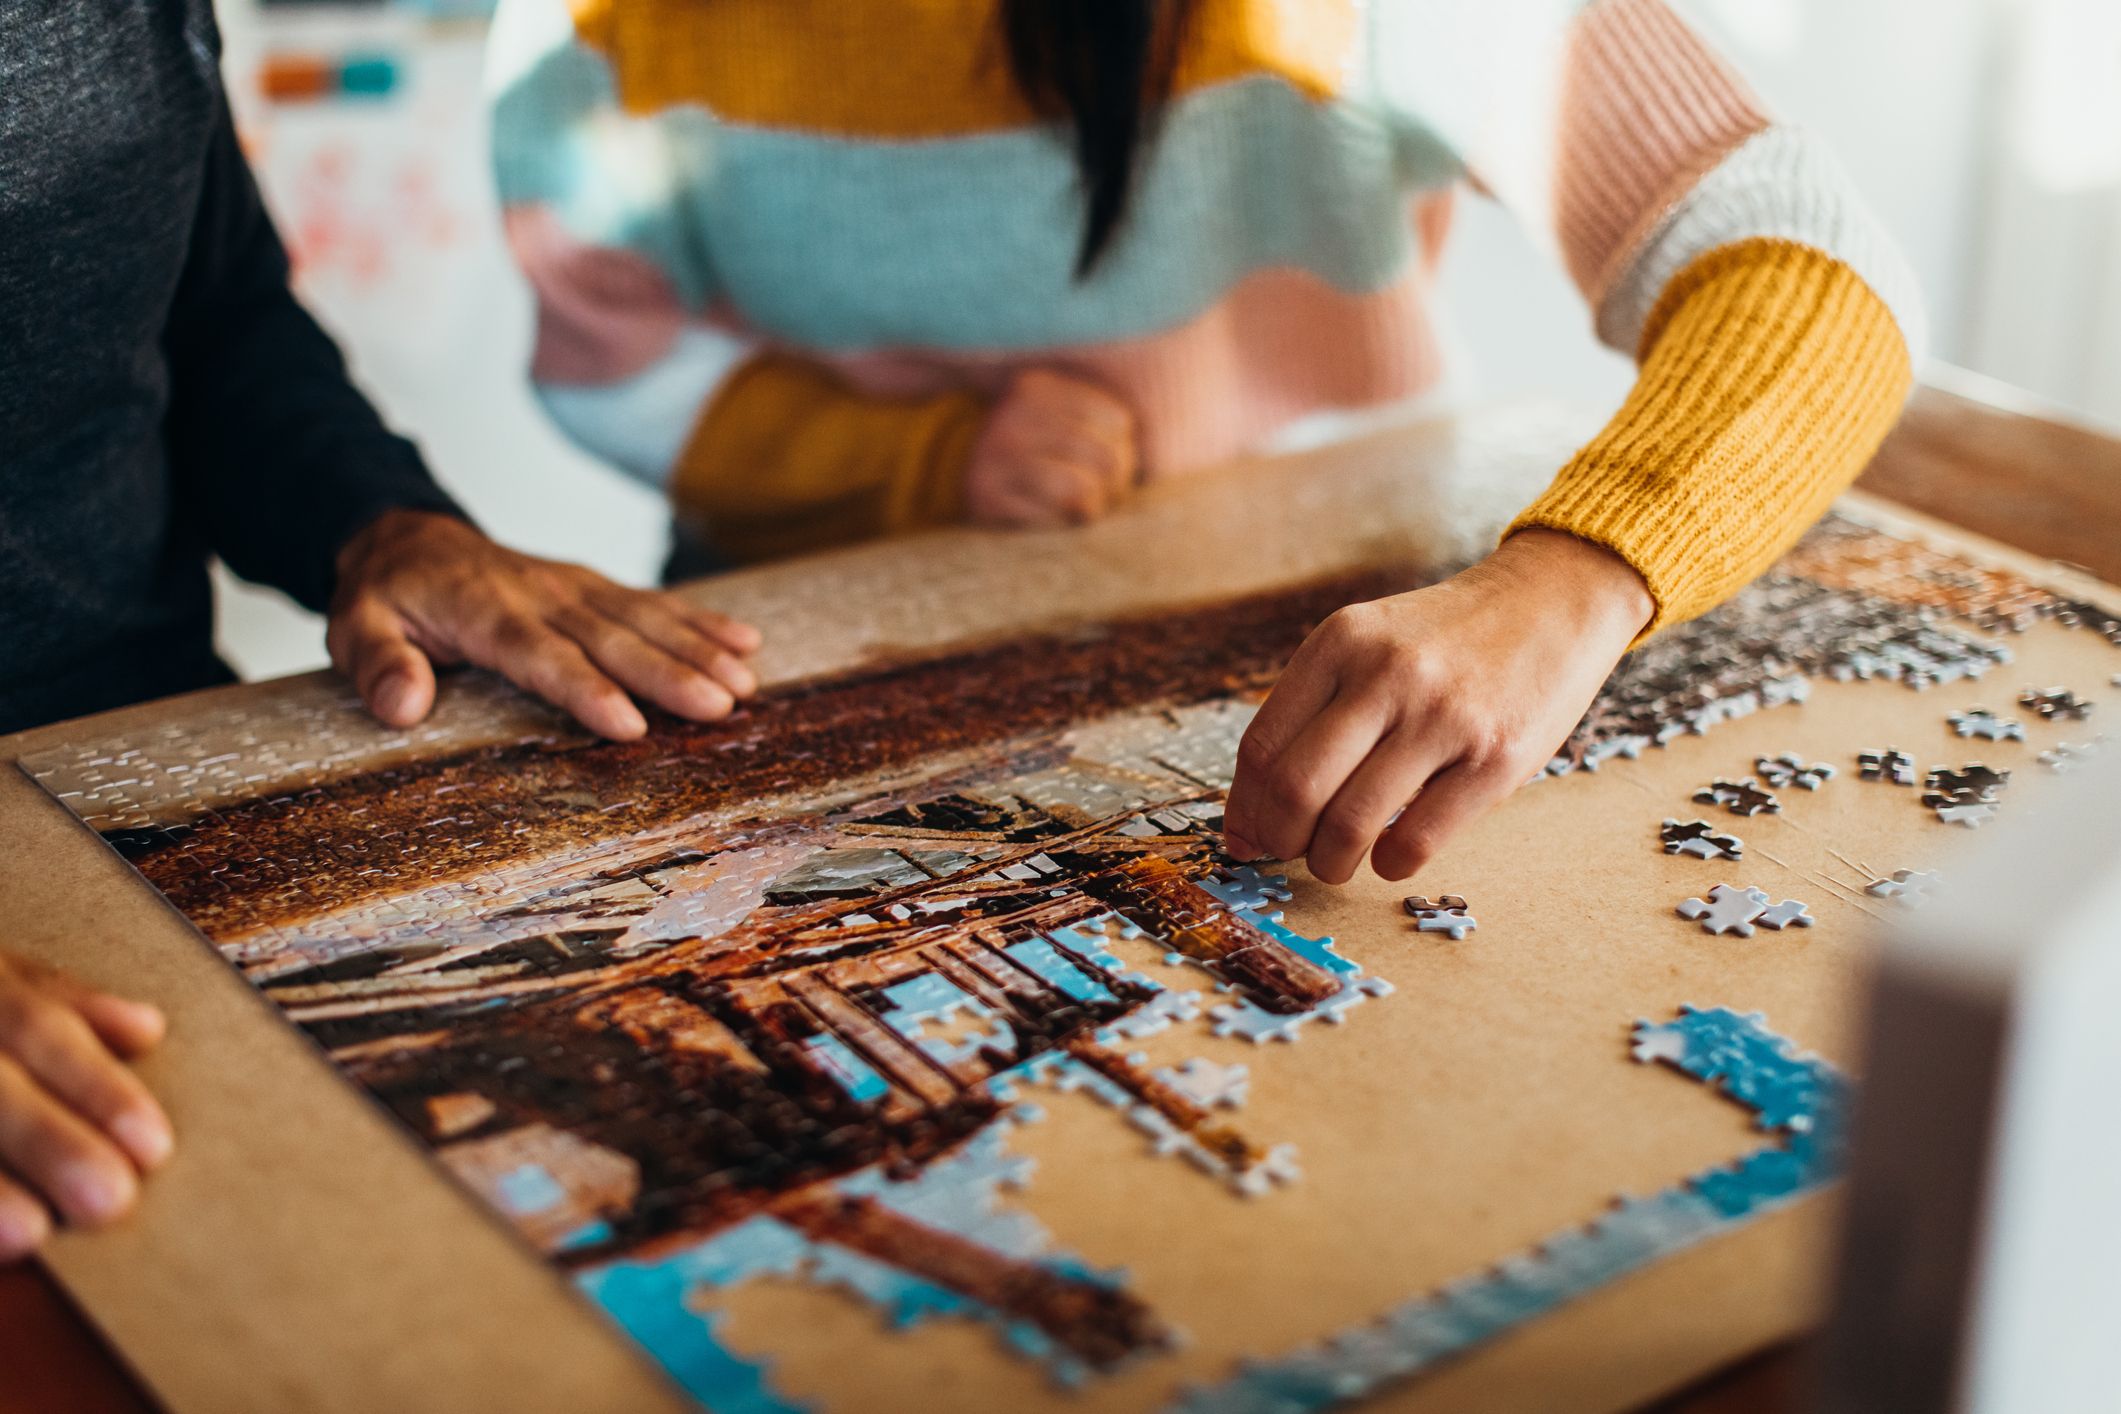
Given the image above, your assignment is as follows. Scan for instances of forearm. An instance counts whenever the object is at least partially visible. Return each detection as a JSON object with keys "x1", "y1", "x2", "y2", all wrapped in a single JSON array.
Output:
[
  {"x1": 671, "y1": 353, "x2": 988, "y2": 562},
  {"x1": 164, "y1": 101, "x2": 465, "y2": 611},
  {"x1": 1508, "y1": 238, "x2": 1912, "y2": 634}
]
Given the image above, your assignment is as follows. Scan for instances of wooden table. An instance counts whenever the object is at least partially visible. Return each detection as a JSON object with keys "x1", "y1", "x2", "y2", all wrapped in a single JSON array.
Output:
[{"x1": 4, "y1": 374, "x2": 2116, "y2": 1414}]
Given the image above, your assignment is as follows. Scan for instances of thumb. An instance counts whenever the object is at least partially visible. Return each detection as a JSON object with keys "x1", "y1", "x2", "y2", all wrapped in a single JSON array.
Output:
[{"x1": 330, "y1": 596, "x2": 437, "y2": 727}]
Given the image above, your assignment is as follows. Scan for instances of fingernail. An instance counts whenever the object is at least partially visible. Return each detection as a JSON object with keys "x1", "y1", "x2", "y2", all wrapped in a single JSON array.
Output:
[
  {"x1": 1225, "y1": 831, "x2": 1258, "y2": 859},
  {"x1": 611, "y1": 701, "x2": 648, "y2": 739},
  {"x1": 61, "y1": 1163, "x2": 133, "y2": 1224},
  {"x1": 112, "y1": 1112, "x2": 173, "y2": 1169}
]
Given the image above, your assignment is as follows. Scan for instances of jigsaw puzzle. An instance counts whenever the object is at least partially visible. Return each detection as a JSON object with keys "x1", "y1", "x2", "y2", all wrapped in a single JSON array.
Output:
[{"x1": 17, "y1": 511, "x2": 2121, "y2": 1411}]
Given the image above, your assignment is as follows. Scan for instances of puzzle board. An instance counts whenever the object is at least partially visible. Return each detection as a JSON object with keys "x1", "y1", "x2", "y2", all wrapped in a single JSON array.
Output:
[{"x1": 4, "y1": 407, "x2": 2118, "y2": 1414}]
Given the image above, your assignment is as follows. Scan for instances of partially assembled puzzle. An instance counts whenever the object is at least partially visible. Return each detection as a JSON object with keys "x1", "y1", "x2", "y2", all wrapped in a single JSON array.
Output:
[{"x1": 19, "y1": 511, "x2": 2120, "y2": 1411}]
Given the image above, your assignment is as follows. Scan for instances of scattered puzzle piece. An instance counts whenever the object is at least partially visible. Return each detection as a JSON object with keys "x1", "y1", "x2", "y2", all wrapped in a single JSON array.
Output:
[
  {"x1": 1676, "y1": 884, "x2": 1771, "y2": 937},
  {"x1": 1922, "y1": 762, "x2": 2009, "y2": 827},
  {"x1": 1659, "y1": 818, "x2": 1744, "y2": 861},
  {"x1": 1947, "y1": 708, "x2": 2024, "y2": 742},
  {"x1": 1691, "y1": 778, "x2": 1780, "y2": 817},
  {"x1": 1865, "y1": 869, "x2": 1941, "y2": 907},
  {"x1": 1857, "y1": 748, "x2": 1917, "y2": 786},
  {"x1": 2020, "y1": 686, "x2": 2094, "y2": 721},
  {"x1": 1755, "y1": 899, "x2": 1815, "y2": 931},
  {"x1": 1753, "y1": 754, "x2": 1834, "y2": 790},
  {"x1": 2038, "y1": 740, "x2": 2104, "y2": 773},
  {"x1": 1402, "y1": 895, "x2": 1476, "y2": 939}
]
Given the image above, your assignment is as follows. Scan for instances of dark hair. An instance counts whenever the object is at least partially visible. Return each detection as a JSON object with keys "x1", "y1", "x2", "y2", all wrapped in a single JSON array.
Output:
[{"x1": 1000, "y1": 0, "x2": 1195, "y2": 275}]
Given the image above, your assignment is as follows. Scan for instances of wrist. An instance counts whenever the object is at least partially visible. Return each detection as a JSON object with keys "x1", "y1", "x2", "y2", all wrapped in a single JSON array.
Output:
[
  {"x1": 1488, "y1": 527, "x2": 1656, "y2": 644},
  {"x1": 336, "y1": 507, "x2": 470, "y2": 575}
]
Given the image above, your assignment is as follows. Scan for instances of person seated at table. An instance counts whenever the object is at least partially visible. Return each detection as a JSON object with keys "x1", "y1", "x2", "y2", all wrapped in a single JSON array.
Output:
[
  {"x1": 491, "y1": 0, "x2": 1919, "y2": 880},
  {"x1": 0, "y1": 1, "x2": 764, "y2": 1259}
]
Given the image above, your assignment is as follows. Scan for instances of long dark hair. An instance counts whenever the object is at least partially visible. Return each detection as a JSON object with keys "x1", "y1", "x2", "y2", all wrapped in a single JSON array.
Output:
[{"x1": 1000, "y1": 0, "x2": 1196, "y2": 275}]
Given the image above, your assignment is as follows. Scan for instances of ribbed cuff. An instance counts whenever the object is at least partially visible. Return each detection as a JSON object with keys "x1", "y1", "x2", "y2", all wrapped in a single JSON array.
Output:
[{"x1": 1507, "y1": 237, "x2": 1913, "y2": 637}]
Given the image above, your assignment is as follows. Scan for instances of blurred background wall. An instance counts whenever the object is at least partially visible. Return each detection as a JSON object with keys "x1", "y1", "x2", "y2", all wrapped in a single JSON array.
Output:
[{"x1": 209, "y1": 0, "x2": 2121, "y2": 678}]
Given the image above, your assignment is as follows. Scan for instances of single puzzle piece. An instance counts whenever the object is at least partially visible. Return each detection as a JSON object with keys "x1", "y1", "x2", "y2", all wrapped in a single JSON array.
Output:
[
  {"x1": 1865, "y1": 869, "x2": 1941, "y2": 906},
  {"x1": 1196, "y1": 865, "x2": 1294, "y2": 915},
  {"x1": 1753, "y1": 753, "x2": 1835, "y2": 790},
  {"x1": 1755, "y1": 899, "x2": 1815, "y2": 931},
  {"x1": 1401, "y1": 894, "x2": 1476, "y2": 939},
  {"x1": 1153, "y1": 1058, "x2": 1251, "y2": 1110},
  {"x1": 2037, "y1": 739, "x2": 2105, "y2": 773},
  {"x1": 1659, "y1": 818, "x2": 1743, "y2": 861},
  {"x1": 2020, "y1": 686, "x2": 2095, "y2": 722},
  {"x1": 1857, "y1": 748, "x2": 1917, "y2": 786},
  {"x1": 1922, "y1": 763, "x2": 2010, "y2": 802},
  {"x1": 1947, "y1": 708, "x2": 2025, "y2": 742},
  {"x1": 1691, "y1": 778, "x2": 1780, "y2": 817},
  {"x1": 1922, "y1": 762, "x2": 2009, "y2": 827},
  {"x1": 1676, "y1": 884, "x2": 1771, "y2": 937}
]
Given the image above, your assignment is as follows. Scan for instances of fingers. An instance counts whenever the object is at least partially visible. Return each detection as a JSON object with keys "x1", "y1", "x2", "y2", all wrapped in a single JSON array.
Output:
[
  {"x1": 1221, "y1": 692, "x2": 1392, "y2": 866},
  {"x1": 1303, "y1": 726, "x2": 1453, "y2": 885},
  {"x1": 550, "y1": 604, "x2": 737, "y2": 723},
  {"x1": 0, "y1": 1054, "x2": 139, "y2": 1229},
  {"x1": 985, "y1": 458, "x2": 1114, "y2": 528},
  {"x1": 328, "y1": 595, "x2": 437, "y2": 729},
  {"x1": 0, "y1": 1170, "x2": 51, "y2": 1260},
  {"x1": 1371, "y1": 758, "x2": 1523, "y2": 881},
  {"x1": 472, "y1": 614, "x2": 649, "y2": 741},
  {"x1": 585, "y1": 588, "x2": 759, "y2": 702},
  {"x1": 1222, "y1": 654, "x2": 1345, "y2": 860},
  {"x1": 0, "y1": 990, "x2": 170, "y2": 1175},
  {"x1": 13, "y1": 961, "x2": 165, "y2": 1060}
]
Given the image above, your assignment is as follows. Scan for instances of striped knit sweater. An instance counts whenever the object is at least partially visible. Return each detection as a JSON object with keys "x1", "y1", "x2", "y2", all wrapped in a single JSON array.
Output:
[{"x1": 489, "y1": 0, "x2": 1921, "y2": 632}]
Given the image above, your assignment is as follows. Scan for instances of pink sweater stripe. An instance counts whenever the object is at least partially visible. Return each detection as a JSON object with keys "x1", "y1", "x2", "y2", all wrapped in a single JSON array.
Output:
[{"x1": 1553, "y1": 0, "x2": 1770, "y2": 309}]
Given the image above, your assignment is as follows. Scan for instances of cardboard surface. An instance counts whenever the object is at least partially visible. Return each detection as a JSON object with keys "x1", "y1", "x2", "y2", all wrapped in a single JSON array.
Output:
[{"x1": 4, "y1": 403, "x2": 2117, "y2": 1414}]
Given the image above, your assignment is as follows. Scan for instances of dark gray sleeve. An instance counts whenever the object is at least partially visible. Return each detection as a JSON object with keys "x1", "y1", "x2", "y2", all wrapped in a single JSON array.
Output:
[{"x1": 161, "y1": 96, "x2": 470, "y2": 613}]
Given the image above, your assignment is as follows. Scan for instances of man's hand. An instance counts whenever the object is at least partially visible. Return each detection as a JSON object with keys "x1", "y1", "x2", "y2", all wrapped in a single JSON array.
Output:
[
  {"x1": 329, "y1": 511, "x2": 763, "y2": 740},
  {"x1": 1222, "y1": 529, "x2": 1654, "y2": 884},
  {"x1": 964, "y1": 368, "x2": 1140, "y2": 528},
  {"x1": 0, "y1": 954, "x2": 169, "y2": 1259}
]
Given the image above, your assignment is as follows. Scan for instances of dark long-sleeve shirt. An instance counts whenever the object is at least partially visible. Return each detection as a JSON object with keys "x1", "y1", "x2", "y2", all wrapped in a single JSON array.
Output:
[{"x1": 0, "y1": 1, "x2": 464, "y2": 733}]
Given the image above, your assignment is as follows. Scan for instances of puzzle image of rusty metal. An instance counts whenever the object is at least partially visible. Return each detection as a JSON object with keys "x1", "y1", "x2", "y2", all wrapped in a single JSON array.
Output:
[{"x1": 18, "y1": 511, "x2": 2121, "y2": 1413}]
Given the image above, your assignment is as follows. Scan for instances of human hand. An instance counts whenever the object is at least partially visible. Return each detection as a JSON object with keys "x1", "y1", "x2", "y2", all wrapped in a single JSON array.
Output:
[
  {"x1": 329, "y1": 511, "x2": 763, "y2": 741},
  {"x1": 0, "y1": 953, "x2": 170, "y2": 1259},
  {"x1": 1222, "y1": 528, "x2": 1655, "y2": 884},
  {"x1": 963, "y1": 369, "x2": 1140, "y2": 528}
]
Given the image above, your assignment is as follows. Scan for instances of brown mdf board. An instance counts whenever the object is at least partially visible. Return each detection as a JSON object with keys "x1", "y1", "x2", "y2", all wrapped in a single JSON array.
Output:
[{"x1": 4, "y1": 403, "x2": 2117, "y2": 1414}]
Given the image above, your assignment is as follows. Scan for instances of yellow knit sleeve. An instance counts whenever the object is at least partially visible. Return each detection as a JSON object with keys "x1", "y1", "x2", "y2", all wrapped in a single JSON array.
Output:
[
  {"x1": 1507, "y1": 237, "x2": 1913, "y2": 635},
  {"x1": 669, "y1": 353, "x2": 989, "y2": 564}
]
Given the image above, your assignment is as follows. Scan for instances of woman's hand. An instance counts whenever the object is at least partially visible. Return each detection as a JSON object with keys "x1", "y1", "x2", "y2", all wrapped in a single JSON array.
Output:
[
  {"x1": 964, "y1": 368, "x2": 1140, "y2": 528},
  {"x1": 0, "y1": 954, "x2": 170, "y2": 1259},
  {"x1": 1222, "y1": 528, "x2": 1654, "y2": 884},
  {"x1": 330, "y1": 511, "x2": 764, "y2": 741}
]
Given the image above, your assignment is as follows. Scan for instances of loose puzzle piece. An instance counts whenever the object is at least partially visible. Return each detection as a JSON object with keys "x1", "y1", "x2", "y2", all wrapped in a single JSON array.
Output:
[
  {"x1": 1922, "y1": 762, "x2": 2009, "y2": 827},
  {"x1": 1857, "y1": 748, "x2": 1917, "y2": 786},
  {"x1": 2038, "y1": 740, "x2": 2104, "y2": 773},
  {"x1": 1865, "y1": 869, "x2": 1941, "y2": 907},
  {"x1": 1691, "y1": 778, "x2": 1781, "y2": 817},
  {"x1": 1948, "y1": 708, "x2": 2024, "y2": 742},
  {"x1": 1676, "y1": 884, "x2": 1770, "y2": 937},
  {"x1": 1753, "y1": 754, "x2": 1835, "y2": 790},
  {"x1": 1401, "y1": 895, "x2": 1476, "y2": 939},
  {"x1": 1755, "y1": 899, "x2": 1815, "y2": 931},
  {"x1": 2020, "y1": 686, "x2": 2095, "y2": 722},
  {"x1": 1659, "y1": 819, "x2": 1744, "y2": 861}
]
